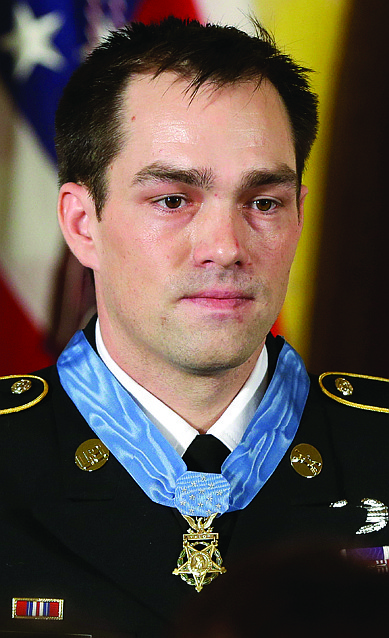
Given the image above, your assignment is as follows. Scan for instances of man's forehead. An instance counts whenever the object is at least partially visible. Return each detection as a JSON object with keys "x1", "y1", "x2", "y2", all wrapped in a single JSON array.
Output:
[
  {"x1": 122, "y1": 71, "x2": 284, "y2": 120},
  {"x1": 120, "y1": 72, "x2": 294, "y2": 150},
  {"x1": 113, "y1": 71, "x2": 297, "y2": 182}
]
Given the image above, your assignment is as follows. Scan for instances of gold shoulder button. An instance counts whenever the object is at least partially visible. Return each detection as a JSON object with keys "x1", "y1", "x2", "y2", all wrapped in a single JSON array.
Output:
[
  {"x1": 0, "y1": 375, "x2": 49, "y2": 415},
  {"x1": 319, "y1": 372, "x2": 389, "y2": 413}
]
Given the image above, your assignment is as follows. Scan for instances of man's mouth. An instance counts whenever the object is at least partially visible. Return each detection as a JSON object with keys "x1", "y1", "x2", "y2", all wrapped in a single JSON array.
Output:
[{"x1": 181, "y1": 289, "x2": 254, "y2": 309}]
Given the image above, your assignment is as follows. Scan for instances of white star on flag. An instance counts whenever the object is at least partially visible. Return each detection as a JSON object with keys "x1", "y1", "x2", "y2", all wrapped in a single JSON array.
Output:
[{"x1": 0, "y1": 2, "x2": 65, "y2": 81}]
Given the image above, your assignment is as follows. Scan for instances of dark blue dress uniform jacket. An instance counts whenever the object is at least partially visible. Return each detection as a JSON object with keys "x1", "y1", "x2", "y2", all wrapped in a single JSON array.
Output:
[{"x1": 1, "y1": 326, "x2": 389, "y2": 637}]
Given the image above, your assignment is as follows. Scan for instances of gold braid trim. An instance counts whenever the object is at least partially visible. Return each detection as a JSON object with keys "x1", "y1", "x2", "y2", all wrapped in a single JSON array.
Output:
[
  {"x1": 319, "y1": 371, "x2": 389, "y2": 413},
  {"x1": 0, "y1": 375, "x2": 49, "y2": 415}
]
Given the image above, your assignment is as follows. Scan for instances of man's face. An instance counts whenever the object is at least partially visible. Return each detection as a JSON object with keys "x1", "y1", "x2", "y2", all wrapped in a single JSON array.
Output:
[{"x1": 88, "y1": 73, "x2": 305, "y2": 376}]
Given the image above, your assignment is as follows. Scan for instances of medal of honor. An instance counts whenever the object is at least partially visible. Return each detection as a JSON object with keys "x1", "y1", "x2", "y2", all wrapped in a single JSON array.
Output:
[
  {"x1": 59, "y1": 331, "x2": 310, "y2": 592},
  {"x1": 173, "y1": 513, "x2": 226, "y2": 592}
]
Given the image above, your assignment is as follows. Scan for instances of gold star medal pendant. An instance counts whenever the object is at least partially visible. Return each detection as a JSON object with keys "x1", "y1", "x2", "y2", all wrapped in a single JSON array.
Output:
[
  {"x1": 173, "y1": 513, "x2": 226, "y2": 592},
  {"x1": 173, "y1": 472, "x2": 231, "y2": 592}
]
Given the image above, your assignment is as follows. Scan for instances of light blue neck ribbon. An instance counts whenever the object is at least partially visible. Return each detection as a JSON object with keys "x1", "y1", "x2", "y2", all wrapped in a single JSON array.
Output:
[{"x1": 57, "y1": 331, "x2": 310, "y2": 517}]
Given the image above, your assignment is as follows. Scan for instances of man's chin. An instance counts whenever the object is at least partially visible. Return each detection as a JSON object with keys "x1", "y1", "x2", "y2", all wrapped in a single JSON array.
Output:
[{"x1": 171, "y1": 344, "x2": 263, "y2": 377}]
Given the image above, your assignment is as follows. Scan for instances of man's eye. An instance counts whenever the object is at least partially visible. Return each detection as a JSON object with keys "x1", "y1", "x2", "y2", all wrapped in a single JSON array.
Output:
[
  {"x1": 252, "y1": 198, "x2": 277, "y2": 212},
  {"x1": 161, "y1": 195, "x2": 184, "y2": 209}
]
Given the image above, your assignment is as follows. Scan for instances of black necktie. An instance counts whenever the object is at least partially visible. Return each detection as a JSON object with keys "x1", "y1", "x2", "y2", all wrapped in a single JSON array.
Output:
[{"x1": 182, "y1": 434, "x2": 230, "y2": 473}]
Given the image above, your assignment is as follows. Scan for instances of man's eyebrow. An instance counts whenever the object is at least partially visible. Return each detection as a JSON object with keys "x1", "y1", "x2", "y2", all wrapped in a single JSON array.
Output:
[
  {"x1": 132, "y1": 163, "x2": 215, "y2": 189},
  {"x1": 238, "y1": 165, "x2": 299, "y2": 192},
  {"x1": 131, "y1": 162, "x2": 298, "y2": 193}
]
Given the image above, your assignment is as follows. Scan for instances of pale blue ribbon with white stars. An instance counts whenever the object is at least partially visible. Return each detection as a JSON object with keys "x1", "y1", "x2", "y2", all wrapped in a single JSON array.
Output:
[{"x1": 57, "y1": 330, "x2": 309, "y2": 517}]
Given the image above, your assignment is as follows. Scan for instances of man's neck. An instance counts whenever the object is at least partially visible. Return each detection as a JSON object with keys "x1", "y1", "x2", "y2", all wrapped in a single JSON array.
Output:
[
  {"x1": 96, "y1": 320, "x2": 265, "y2": 432},
  {"x1": 143, "y1": 358, "x2": 263, "y2": 433}
]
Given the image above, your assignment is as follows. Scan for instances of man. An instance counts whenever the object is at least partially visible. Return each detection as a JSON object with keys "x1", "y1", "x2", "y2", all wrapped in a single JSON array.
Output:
[{"x1": 1, "y1": 16, "x2": 389, "y2": 638}]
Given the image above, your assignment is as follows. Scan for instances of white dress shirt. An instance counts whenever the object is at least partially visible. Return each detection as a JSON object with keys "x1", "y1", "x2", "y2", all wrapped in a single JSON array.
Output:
[{"x1": 95, "y1": 319, "x2": 268, "y2": 456}]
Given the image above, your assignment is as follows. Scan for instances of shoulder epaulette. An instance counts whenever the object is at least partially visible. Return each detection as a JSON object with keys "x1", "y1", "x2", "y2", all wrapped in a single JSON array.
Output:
[
  {"x1": 0, "y1": 375, "x2": 49, "y2": 415},
  {"x1": 319, "y1": 371, "x2": 389, "y2": 413}
]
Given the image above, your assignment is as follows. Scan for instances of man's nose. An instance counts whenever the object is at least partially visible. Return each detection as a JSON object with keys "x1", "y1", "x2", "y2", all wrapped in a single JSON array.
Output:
[{"x1": 191, "y1": 204, "x2": 250, "y2": 268}]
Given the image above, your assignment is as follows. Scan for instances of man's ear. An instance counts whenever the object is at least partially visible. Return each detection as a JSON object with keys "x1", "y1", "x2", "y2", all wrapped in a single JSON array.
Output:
[{"x1": 57, "y1": 183, "x2": 100, "y2": 271}]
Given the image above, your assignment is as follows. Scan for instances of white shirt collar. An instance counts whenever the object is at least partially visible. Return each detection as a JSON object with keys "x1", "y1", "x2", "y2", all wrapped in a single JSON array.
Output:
[{"x1": 95, "y1": 319, "x2": 268, "y2": 456}]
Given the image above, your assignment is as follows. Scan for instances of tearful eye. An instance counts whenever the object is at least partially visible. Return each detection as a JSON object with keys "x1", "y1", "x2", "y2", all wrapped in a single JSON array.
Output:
[
  {"x1": 163, "y1": 195, "x2": 183, "y2": 209},
  {"x1": 253, "y1": 199, "x2": 276, "y2": 212}
]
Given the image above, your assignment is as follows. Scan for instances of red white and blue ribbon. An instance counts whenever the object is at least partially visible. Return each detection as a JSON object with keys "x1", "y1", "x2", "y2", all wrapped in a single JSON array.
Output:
[{"x1": 12, "y1": 598, "x2": 63, "y2": 619}]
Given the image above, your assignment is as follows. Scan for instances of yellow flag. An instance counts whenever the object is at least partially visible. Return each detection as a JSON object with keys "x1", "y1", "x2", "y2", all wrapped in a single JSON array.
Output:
[{"x1": 255, "y1": 0, "x2": 351, "y2": 359}]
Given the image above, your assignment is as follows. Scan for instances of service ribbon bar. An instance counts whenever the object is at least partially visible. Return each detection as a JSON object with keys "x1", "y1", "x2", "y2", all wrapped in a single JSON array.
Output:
[{"x1": 12, "y1": 598, "x2": 64, "y2": 620}]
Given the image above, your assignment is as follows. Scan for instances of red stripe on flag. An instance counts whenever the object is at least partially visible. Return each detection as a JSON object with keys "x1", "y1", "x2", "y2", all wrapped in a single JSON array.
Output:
[
  {"x1": 0, "y1": 271, "x2": 54, "y2": 375},
  {"x1": 134, "y1": 0, "x2": 200, "y2": 23}
]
